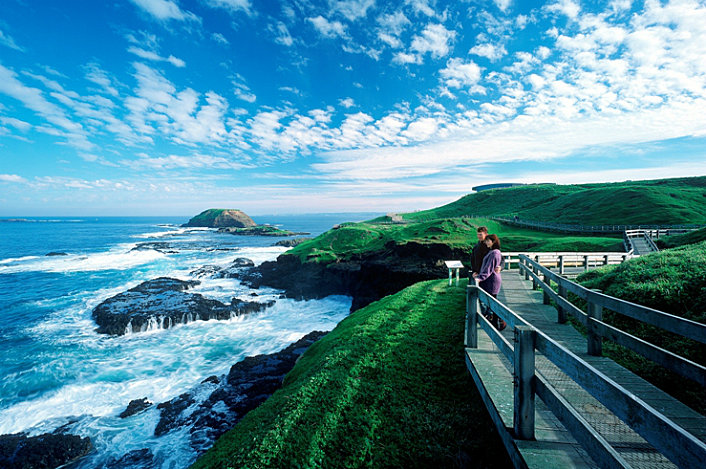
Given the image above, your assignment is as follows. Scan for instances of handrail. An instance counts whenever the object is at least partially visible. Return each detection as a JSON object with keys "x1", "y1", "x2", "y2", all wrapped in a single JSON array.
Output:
[
  {"x1": 490, "y1": 216, "x2": 705, "y2": 235},
  {"x1": 518, "y1": 254, "x2": 706, "y2": 346},
  {"x1": 465, "y1": 284, "x2": 706, "y2": 468}
]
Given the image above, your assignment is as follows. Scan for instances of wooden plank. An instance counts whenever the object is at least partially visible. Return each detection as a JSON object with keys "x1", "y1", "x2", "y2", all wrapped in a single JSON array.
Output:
[{"x1": 535, "y1": 373, "x2": 631, "y2": 469}]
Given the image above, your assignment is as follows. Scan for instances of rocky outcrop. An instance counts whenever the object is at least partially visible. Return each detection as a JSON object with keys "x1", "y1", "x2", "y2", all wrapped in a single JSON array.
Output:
[
  {"x1": 184, "y1": 209, "x2": 256, "y2": 228},
  {"x1": 119, "y1": 398, "x2": 153, "y2": 418},
  {"x1": 239, "y1": 241, "x2": 471, "y2": 310},
  {"x1": 45, "y1": 252, "x2": 68, "y2": 256},
  {"x1": 0, "y1": 432, "x2": 92, "y2": 469},
  {"x1": 91, "y1": 277, "x2": 274, "y2": 335},
  {"x1": 274, "y1": 237, "x2": 312, "y2": 247},
  {"x1": 129, "y1": 242, "x2": 178, "y2": 254},
  {"x1": 151, "y1": 331, "x2": 326, "y2": 455}
]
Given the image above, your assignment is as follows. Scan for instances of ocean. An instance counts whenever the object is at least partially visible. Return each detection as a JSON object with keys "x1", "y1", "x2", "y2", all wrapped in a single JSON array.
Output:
[{"x1": 0, "y1": 214, "x2": 377, "y2": 468}]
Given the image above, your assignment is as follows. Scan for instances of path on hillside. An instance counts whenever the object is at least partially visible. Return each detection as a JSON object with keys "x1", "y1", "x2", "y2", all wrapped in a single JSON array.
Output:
[{"x1": 468, "y1": 271, "x2": 706, "y2": 468}]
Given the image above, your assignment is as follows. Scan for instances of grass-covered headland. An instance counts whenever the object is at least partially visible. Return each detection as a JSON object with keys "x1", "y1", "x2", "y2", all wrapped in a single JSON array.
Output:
[{"x1": 191, "y1": 280, "x2": 510, "y2": 469}]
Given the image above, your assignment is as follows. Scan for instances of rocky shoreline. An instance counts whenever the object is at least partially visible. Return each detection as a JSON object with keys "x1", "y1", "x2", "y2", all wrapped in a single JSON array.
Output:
[
  {"x1": 238, "y1": 240, "x2": 470, "y2": 311},
  {"x1": 92, "y1": 276, "x2": 274, "y2": 335}
]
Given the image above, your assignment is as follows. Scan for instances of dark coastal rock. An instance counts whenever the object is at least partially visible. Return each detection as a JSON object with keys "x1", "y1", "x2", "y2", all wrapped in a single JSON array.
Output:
[
  {"x1": 274, "y1": 237, "x2": 312, "y2": 247},
  {"x1": 130, "y1": 242, "x2": 178, "y2": 254},
  {"x1": 0, "y1": 432, "x2": 92, "y2": 469},
  {"x1": 190, "y1": 264, "x2": 223, "y2": 278},
  {"x1": 119, "y1": 398, "x2": 153, "y2": 418},
  {"x1": 91, "y1": 277, "x2": 274, "y2": 335},
  {"x1": 45, "y1": 251, "x2": 68, "y2": 256},
  {"x1": 152, "y1": 331, "x2": 326, "y2": 454},
  {"x1": 215, "y1": 258, "x2": 255, "y2": 278},
  {"x1": 240, "y1": 241, "x2": 470, "y2": 311}
]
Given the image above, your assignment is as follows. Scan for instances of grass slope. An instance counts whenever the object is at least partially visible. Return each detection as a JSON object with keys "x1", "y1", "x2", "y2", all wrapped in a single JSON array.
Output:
[
  {"x1": 288, "y1": 217, "x2": 621, "y2": 263},
  {"x1": 191, "y1": 280, "x2": 510, "y2": 469},
  {"x1": 403, "y1": 176, "x2": 706, "y2": 225},
  {"x1": 576, "y1": 241, "x2": 706, "y2": 414},
  {"x1": 655, "y1": 227, "x2": 706, "y2": 249}
]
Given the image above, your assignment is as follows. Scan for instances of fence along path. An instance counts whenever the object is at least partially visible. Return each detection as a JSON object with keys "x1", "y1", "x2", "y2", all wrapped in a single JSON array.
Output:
[{"x1": 464, "y1": 256, "x2": 706, "y2": 468}]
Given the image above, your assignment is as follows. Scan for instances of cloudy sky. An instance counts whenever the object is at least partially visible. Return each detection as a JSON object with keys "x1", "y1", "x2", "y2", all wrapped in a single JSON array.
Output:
[{"x1": 1, "y1": 0, "x2": 705, "y2": 215}]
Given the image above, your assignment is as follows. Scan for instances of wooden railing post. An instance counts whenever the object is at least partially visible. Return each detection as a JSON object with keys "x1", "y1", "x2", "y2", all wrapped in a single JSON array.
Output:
[
  {"x1": 514, "y1": 326, "x2": 536, "y2": 440},
  {"x1": 604, "y1": 254, "x2": 609, "y2": 266},
  {"x1": 466, "y1": 286, "x2": 478, "y2": 348},
  {"x1": 543, "y1": 276, "x2": 551, "y2": 305},
  {"x1": 587, "y1": 300, "x2": 603, "y2": 356},
  {"x1": 583, "y1": 255, "x2": 589, "y2": 271},
  {"x1": 559, "y1": 255, "x2": 565, "y2": 275},
  {"x1": 557, "y1": 283, "x2": 567, "y2": 323},
  {"x1": 524, "y1": 258, "x2": 530, "y2": 280}
]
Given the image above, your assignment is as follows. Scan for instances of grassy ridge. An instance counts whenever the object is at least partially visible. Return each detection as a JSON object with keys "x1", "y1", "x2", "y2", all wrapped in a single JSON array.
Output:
[
  {"x1": 403, "y1": 177, "x2": 706, "y2": 225},
  {"x1": 288, "y1": 217, "x2": 622, "y2": 263},
  {"x1": 191, "y1": 280, "x2": 510, "y2": 469},
  {"x1": 577, "y1": 241, "x2": 706, "y2": 413}
]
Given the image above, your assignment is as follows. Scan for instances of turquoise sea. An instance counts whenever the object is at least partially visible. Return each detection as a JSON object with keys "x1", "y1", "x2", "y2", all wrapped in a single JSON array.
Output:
[{"x1": 0, "y1": 214, "x2": 376, "y2": 467}]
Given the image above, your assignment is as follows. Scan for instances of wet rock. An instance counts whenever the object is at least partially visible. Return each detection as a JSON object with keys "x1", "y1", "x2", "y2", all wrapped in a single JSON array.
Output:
[
  {"x1": 0, "y1": 432, "x2": 92, "y2": 469},
  {"x1": 45, "y1": 251, "x2": 68, "y2": 256},
  {"x1": 119, "y1": 398, "x2": 153, "y2": 418},
  {"x1": 91, "y1": 277, "x2": 273, "y2": 335},
  {"x1": 153, "y1": 331, "x2": 327, "y2": 454},
  {"x1": 190, "y1": 264, "x2": 223, "y2": 278},
  {"x1": 129, "y1": 242, "x2": 178, "y2": 254},
  {"x1": 215, "y1": 258, "x2": 255, "y2": 278}
]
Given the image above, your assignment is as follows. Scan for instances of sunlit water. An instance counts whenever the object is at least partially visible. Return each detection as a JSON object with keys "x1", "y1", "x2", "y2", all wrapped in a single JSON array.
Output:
[{"x1": 0, "y1": 215, "x2": 376, "y2": 467}]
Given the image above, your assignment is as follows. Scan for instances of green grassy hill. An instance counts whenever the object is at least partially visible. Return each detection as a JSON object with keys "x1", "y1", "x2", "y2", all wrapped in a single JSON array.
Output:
[
  {"x1": 288, "y1": 217, "x2": 622, "y2": 264},
  {"x1": 403, "y1": 176, "x2": 706, "y2": 225},
  {"x1": 576, "y1": 241, "x2": 706, "y2": 413},
  {"x1": 191, "y1": 280, "x2": 510, "y2": 469},
  {"x1": 655, "y1": 227, "x2": 706, "y2": 249}
]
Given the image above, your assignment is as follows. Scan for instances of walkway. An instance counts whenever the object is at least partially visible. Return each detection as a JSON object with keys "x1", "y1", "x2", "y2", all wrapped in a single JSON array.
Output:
[{"x1": 465, "y1": 271, "x2": 706, "y2": 468}]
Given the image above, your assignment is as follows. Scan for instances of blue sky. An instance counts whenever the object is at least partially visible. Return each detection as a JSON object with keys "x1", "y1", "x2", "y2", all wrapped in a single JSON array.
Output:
[{"x1": 1, "y1": 0, "x2": 705, "y2": 216}]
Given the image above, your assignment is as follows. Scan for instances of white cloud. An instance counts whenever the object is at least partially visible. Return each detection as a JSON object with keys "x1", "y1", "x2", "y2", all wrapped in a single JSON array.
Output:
[
  {"x1": 330, "y1": 0, "x2": 376, "y2": 21},
  {"x1": 84, "y1": 63, "x2": 119, "y2": 97},
  {"x1": 270, "y1": 22, "x2": 294, "y2": 46},
  {"x1": 494, "y1": 0, "x2": 512, "y2": 12},
  {"x1": 392, "y1": 52, "x2": 421, "y2": 65},
  {"x1": 339, "y1": 97, "x2": 355, "y2": 108},
  {"x1": 308, "y1": 16, "x2": 347, "y2": 39},
  {"x1": 0, "y1": 116, "x2": 31, "y2": 132},
  {"x1": 410, "y1": 24, "x2": 455, "y2": 59},
  {"x1": 469, "y1": 42, "x2": 507, "y2": 61},
  {"x1": 128, "y1": 46, "x2": 186, "y2": 67},
  {"x1": 0, "y1": 28, "x2": 23, "y2": 51},
  {"x1": 377, "y1": 11, "x2": 411, "y2": 48},
  {"x1": 546, "y1": 0, "x2": 580, "y2": 20},
  {"x1": 203, "y1": 0, "x2": 252, "y2": 15},
  {"x1": 211, "y1": 32, "x2": 229, "y2": 45},
  {"x1": 130, "y1": 0, "x2": 199, "y2": 22},
  {"x1": 440, "y1": 58, "x2": 482, "y2": 88},
  {"x1": 406, "y1": 0, "x2": 436, "y2": 17},
  {"x1": 0, "y1": 64, "x2": 92, "y2": 150},
  {"x1": 232, "y1": 74, "x2": 256, "y2": 103},
  {"x1": 125, "y1": 152, "x2": 250, "y2": 170},
  {"x1": 0, "y1": 174, "x2": 27, "y2": 183}
]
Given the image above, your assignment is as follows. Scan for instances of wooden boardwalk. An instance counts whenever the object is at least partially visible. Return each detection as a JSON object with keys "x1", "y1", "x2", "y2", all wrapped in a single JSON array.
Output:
[{"x1": 465, "y1": 271, "x2": 706, "y2": 468}]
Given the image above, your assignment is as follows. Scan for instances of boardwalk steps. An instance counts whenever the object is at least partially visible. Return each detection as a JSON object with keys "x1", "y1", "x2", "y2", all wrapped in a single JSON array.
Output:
[{"x1": 465, "y1": 271, "x2": 706, "y2": 468}]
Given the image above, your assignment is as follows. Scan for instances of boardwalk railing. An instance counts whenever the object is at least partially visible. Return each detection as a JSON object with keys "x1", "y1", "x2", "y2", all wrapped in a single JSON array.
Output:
[
  {"x1": 465, "y1": 282, "x2": 706, "y2": 468},
  {"x1": 518, "y1": 254, "x2": 706, "y2": 384},
  {"x1": 502, "y1": 251, "x2": 631, "y2": 273},
  {"x1": 489, "y1": 216, "x2": 704, "y2": 235},
  {"x1": 623, "y1": 229, "x2": 660, "y2": 253}
]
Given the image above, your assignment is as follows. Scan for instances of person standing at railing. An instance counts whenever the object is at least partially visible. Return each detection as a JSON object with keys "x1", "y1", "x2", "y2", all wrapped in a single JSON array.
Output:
[
  {"x1": 473, "y1": 234, "x2": 507, "y2": 331},
  {"x1": 471, "y1": 226, "x2": 502, "y2": 278}
]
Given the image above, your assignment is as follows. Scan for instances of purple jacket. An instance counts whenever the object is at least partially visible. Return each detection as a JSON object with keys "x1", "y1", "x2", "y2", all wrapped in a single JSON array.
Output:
[{"x1": 476, "y1": 249, "x2": 502, "y2": 295}]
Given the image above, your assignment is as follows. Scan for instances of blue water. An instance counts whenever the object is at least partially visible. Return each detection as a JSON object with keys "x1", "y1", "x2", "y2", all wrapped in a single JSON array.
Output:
[{"x1": 0, "y1": 214, "x2": 379, "y2": 467}]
